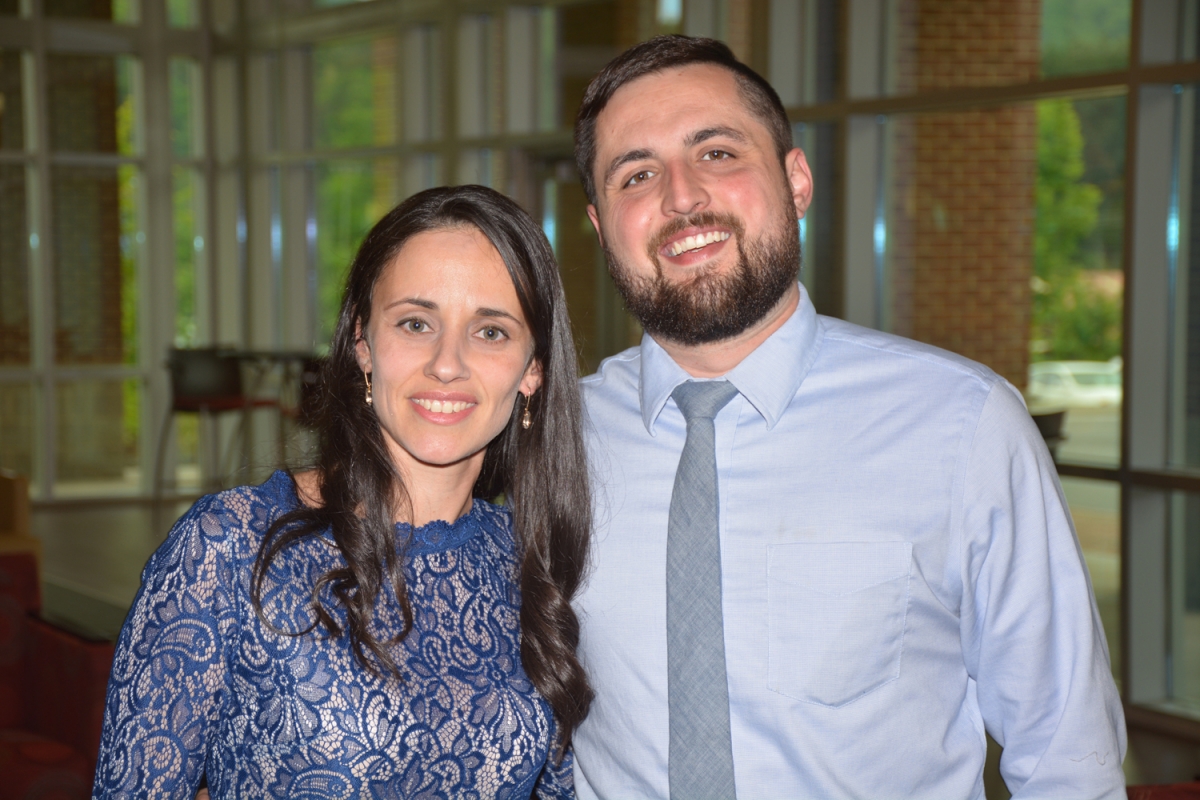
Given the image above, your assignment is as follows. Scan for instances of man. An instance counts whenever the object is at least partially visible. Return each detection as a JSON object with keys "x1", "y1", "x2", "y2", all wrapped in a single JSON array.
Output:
[{"x1": 571, "y1": 35, "x2": 1125, "y2": 799}]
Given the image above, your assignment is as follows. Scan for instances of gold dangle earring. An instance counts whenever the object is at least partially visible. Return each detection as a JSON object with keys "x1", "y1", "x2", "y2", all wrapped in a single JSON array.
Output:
[
  {"x1": 365, "y1": 372, "x2": 373, "y2": 406},
  {"x1": 521, "y1": 393, "x2": 532, "y2": 430}
]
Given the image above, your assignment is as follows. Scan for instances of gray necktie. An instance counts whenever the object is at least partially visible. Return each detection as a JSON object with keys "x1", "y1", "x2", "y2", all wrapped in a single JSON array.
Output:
[{"x1": 667, "y1": 380, "x2": 740, "y2": 800}]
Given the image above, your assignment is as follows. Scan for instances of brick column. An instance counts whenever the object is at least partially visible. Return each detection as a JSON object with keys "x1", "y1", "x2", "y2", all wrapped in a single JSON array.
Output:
[{"x1": 887, "y1": 0, "x2": 1041, "y2": 389}]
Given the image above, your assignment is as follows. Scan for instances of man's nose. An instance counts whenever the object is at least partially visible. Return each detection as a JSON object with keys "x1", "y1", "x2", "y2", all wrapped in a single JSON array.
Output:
[
  {"x1": 661, "y1": 163, "x2": 709, "y2": 216},
  {"x1": 426, "y1": 335, "x2": 469, "y2": 383}
]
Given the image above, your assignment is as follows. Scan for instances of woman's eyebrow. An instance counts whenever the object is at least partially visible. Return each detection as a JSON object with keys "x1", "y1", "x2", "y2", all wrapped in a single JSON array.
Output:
[
  {"x1": 384, "y1": 297, "x2": 437, "y2": 311},
  {"x1": 476, "y1": 307, "x2": 521, "y2": 323}
]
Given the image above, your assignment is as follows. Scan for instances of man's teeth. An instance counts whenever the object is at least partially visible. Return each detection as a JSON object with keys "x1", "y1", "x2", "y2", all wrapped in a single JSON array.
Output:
[
  {"x1": 669, "y1": 230, "x2": 731, "y2": 256},
  {"x1": 413, "y1": 399, "x2": 474, "y2": 413}
]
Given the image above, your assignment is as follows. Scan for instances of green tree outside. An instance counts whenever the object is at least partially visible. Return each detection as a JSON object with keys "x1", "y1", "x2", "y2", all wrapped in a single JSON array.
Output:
[{"x1": 1032, "y1": 98, "x2": 1122, "y2": 363}]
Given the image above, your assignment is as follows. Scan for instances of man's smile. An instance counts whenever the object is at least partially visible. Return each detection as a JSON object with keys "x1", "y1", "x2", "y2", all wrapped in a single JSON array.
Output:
[{"x1": 663, "y1": 228, "x2": 732, "y2": 257}]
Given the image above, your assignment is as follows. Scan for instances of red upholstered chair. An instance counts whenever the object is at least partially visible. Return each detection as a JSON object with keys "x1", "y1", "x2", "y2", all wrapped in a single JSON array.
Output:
[
  {"x1": 1129, "y1": 784, "x2": 1200, "y2": 799},
  {"x1": 0, "y1": 553, "x2": 114, "y2": 800}
]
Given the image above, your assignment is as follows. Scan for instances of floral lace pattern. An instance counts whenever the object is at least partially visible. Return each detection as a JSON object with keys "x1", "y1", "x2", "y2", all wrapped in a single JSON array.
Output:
[{"x1": 93, "y1": 471, "x2": 573, "y2": 799}]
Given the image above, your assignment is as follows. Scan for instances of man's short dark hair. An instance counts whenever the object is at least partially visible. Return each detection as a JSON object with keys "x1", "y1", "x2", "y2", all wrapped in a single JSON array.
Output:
[{"x1": 573, "y1": 35, "x2": 794, "y2": 205}]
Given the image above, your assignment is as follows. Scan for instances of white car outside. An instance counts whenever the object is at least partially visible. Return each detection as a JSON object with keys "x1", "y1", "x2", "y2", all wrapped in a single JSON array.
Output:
[{"x1": 1026, "y1": 359, "x2": 1122, "y2": 410}]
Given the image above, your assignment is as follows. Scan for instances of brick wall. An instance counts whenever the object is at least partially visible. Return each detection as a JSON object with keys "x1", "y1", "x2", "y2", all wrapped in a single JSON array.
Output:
[{"x1": 888, "y1": 0, "x2": 1041, "y2": 389}]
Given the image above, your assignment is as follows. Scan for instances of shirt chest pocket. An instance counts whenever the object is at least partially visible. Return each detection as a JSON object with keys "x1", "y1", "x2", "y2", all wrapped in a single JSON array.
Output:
[{"x1": 766, "y1": 541, "x2": 912, "y2": 708}]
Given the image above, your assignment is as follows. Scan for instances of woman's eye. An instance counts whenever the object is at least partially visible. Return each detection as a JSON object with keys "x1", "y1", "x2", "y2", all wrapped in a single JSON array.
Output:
[
  {"x1": 478, "y1": 326, "x2": 507, "y2": 342},
  {"x1": 401, "y1": 319, "x2": 427, "y2": 333}
]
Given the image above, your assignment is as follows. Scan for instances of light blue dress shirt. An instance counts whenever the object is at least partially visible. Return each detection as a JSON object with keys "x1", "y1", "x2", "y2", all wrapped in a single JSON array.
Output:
[{"x1": 573, "y1": 285, "x2": 1126, "y2": 800}]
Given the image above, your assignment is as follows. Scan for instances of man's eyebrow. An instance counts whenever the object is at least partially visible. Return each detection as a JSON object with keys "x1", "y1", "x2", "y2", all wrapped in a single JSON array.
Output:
[
  {"x1": 603, "y1": 148, "x2": 653, "y2": 187},
  {"x1": 685, "y1": 126, "x2": 748, "y2": 148}
]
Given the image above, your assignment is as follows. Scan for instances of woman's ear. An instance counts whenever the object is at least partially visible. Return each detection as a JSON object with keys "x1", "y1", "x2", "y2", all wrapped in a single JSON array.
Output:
[
  {"x1": 519, "y1": 358, "x2": 543, "y2": 398},
  {"x1": 354, "y1": 320, "x2": 371, "y2": 373}
]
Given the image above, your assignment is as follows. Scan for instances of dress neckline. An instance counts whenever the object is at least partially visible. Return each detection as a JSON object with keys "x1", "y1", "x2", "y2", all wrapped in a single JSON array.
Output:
[{"x1": 262, "y1": 470, "x2": 494, "y2": 556}]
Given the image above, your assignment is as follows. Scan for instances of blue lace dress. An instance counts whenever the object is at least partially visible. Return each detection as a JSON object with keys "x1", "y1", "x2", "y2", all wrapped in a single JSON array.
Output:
[{"x1": 93, "y1": 471, "x2": 573, "y2": 799}]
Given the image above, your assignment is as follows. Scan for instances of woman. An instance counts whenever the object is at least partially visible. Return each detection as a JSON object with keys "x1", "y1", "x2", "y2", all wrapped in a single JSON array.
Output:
[{"x1": 94, "y1": 185, "x2": 593, "y2": 798}]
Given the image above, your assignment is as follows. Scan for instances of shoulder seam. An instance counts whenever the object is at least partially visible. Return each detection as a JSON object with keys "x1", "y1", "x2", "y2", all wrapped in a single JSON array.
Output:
[{"x1": 821, "y1": 329, "x2": 998, "y2": 391}]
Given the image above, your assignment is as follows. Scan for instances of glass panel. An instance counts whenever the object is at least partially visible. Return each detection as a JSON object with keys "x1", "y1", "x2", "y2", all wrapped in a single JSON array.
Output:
[
  {"x1": 52, "y1": 165, "x2": 141, "y2": 365},
  {"x1": 55, "y1": 378, "x2": 140, "y2": 496},
  {"x1": 883, "y1": 96, "x2": 1124, "y2": 467},
  {"x1": 167, "y1": 0, "x2": 196, "y2": 27},
  {"x1": 1031, "y1": 95, "x2": 1125, "y2": 466},
  {"x1": 312, "y1": 35, "x2": 396, "y2": 151},
  {"x1": 403, "y1": 154, "x2": 440, "y2": 198},
  {"x1": 457, "y1": 148, "x2": 496, "y2": 187},
  {"x1": 169, "y1": 58, "x2": 201, "y2": 158},
  {"x1": 0, "y1": 383, "x2": 33, "y2": 479},
  {"x1": 457, "y1": 15, "x2": 498, "y2": 139},
  {"x1": 403, "y1": 25, "x2": 442, "y2": 144},
  {"x1": 174, "y1": 414, "x2": 199, "y2": 491},
  {"x1": 1041, "y1": 0, "x2": 1131, "y2": 78},
  {"x1": 884, "y1": 103, "x2": 1038, "y2": 386},
  {"x1": 1062, "y1": 477, "x2": 1122, "y2": 687},
  {"x1": 45, "y1": 0, "x2": 137, "y2": 22},
  {"x1": 767, "y1": 0, "x2": 838, "y2": 107},
  {"x1": 1160, "y1": 490, "x2": 1200, "y2": 716},
  {"x1": 47, "y1": 54, "x2": 139, "y2": 155},
  {"x1": 1139, "y1": 1, "x2": 1200, "y2": 65},
  {"x1": 1171, "y1": 85, "x2": 1200, "y2": 471},
  {"x1": 0, "y1": 164, "x2": 28, "y2": 365},
  {"x1": 173, "y1": 166, "x2": 198, "y2": 347},
  {"x1": 885, "y1": 0, "x2": 1041, "y2": 96},
  {"x1": 795, "y1": 121, "x2": 839, "y2": 317},
  {"x1": 0, "y1": 50, "x2": 24, "y2": 149},
  {"x1": 314, "y1": 159, "x2": 397, "y2": 348}
]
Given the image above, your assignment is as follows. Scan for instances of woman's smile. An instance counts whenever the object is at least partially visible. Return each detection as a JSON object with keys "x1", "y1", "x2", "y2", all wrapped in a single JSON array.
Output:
[{"x1": 409, "y1": 392, "x2": 478, "y2": 420}]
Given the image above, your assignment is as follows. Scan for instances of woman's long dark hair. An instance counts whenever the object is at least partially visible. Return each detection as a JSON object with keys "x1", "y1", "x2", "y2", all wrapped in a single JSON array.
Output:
[{"x1": 252, "y1": 185, "x2": 593, "y2": 753}]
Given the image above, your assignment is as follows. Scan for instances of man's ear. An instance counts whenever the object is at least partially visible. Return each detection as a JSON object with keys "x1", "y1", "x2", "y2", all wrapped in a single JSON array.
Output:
[
  {"x1": 354, "y1": 320, "x2": 371, "y2": 372},
  {"x1": 519, "y1": 358, "x2": 543, "y2": 398},
  {"x1": 586, "y1": 204, "x2": 605, "y2": 247},
  {"x1": 785, "y1": 147, "x2": 814, "y2": 220}
]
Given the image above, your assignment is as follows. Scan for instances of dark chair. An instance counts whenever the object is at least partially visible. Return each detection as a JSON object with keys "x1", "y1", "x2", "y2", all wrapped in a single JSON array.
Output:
[
  {"x1": 153, "y1": 348, "x2": 278, "y2": 503},
  {"x1": 1031, "y1": 409, "x2": 1067, "y2": 463}
]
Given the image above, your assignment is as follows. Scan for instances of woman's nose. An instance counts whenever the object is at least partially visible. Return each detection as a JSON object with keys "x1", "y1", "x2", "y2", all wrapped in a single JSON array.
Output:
[{"x1": 425, "y1": 335, "x2": 469, "y2": 383}]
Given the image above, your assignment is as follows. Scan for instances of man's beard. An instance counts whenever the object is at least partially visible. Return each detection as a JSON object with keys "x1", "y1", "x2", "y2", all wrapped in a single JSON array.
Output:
[{"x1": 603, "y1": 205, "x2": 801, "y2": 346}]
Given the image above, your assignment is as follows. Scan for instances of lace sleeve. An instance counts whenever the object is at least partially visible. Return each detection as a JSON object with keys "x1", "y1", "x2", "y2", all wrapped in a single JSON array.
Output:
[
  {"x1": 532, "y1": 718, "x2": 576, "y2": 800},
  {"x1": 93, "y1": 492, "x2": 244, "y2": 799}
]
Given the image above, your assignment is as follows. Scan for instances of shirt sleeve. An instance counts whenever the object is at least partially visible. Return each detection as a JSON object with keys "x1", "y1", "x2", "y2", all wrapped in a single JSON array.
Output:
[
  {"x1": 958, "y1": 382, "x2": 1126, "y2": 799},
  {"x1": 93, "y1": 493, "x2": 242, "y2": 799}
]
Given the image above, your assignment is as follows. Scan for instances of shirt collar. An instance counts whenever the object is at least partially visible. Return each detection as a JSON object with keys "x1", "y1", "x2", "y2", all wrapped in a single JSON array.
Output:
[{"x1": 639, "y1": 283, "x2": 822, "y2": 435}]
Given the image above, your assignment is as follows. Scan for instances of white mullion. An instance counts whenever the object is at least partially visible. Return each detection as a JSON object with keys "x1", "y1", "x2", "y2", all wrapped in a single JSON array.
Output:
[
  {"x1": 142, "y1": 0, "x2": 174, "y2": 495},
  {"x1": 28, "y1": 0, "x2": 55, "y2": 500}
]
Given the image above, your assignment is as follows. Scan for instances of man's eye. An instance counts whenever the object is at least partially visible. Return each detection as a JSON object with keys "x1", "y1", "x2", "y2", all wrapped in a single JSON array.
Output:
[
  {"x1": 625, "y1": 170, "x2": 655, "y2": 187},
  {"x1": 701, "y1": 149, "x2": 731, "y2": 161}
]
